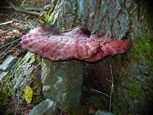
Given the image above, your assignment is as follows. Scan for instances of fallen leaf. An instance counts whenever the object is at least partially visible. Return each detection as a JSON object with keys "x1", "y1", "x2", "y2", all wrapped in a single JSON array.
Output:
[
  {"x1": 24, "y1": 85, "x2": 33, "y2": 104},
  {"x1": 88, "y1": 106, "x2": 96, "y2": 114}
]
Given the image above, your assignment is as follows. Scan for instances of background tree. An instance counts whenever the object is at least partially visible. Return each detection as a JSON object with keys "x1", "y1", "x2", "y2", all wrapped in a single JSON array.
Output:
[
  {"x1": 2, "y1": 0, "x2": 151, "y2": 114},
  {"x1": 42, "y1": 0, "x2": 153, "y2": 114}
]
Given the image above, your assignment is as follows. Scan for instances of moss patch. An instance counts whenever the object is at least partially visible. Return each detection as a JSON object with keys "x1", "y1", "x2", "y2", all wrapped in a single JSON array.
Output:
[
  {"x1": 130, "y1": 33, "x2": 153, "y2": 67},
  {"x1": 126, "y1": 79, "x2": 141, "y2": 101}
]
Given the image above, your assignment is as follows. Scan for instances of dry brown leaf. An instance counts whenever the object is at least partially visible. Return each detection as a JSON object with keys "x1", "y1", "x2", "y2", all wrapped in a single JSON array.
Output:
[{"x1": 88, "y1": 106, "x2": 96, "y2": 114}]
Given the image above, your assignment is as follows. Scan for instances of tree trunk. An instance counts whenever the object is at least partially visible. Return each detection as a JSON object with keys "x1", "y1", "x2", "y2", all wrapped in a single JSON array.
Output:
[{"x1": 44, "y1": 0, "x2": 153, "y2": 114}]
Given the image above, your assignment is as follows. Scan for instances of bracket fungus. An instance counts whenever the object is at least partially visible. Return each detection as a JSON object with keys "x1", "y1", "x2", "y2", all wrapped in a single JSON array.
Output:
[{"x1": 20, "y1": 27, "x2": 130, "y2": 62}]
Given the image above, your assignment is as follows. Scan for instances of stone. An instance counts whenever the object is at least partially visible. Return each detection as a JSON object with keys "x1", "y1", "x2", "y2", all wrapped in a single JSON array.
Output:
[
  {"x1": 95, "y1": 110, "x2": 114, "y2": 115},
  {"x1": 0, "y1": 55, "x2": 17, "y2": 71},
  {"x1": 41, "y1": 59, "x2": 84, "y2": 111},
  {"x1": 0, "y1": 71, "x2": 8, "y2": 81},
  {"x1": 29, "y1": 99, "x2": 58, "y2": 115},
  {"x1": 12, "y1": 52, "x2": 42, "y2": 105}
]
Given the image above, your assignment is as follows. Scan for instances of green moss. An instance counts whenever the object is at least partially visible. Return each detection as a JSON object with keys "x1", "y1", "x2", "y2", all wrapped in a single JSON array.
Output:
[
  {"x1": 43, "y1": 0, "x2": 57, "y2": 27},
  {"x1": 48, "y1": 0, "x2": 57, "y2": 15},
  {"x1": 127, "y1": 1, "x2": 137, "y2": 14},
  {"x1": 61, "y1": 18, "x2": 66, "y2": 32},
  {"x1": 48, "y1": 14, "x2": 55, "y2": 22},
  {"x1": 126, "y1": 79, "x2": 141, "y2": 101},
  {"x1": 29, "y1": 74, "x2": 35, "y2": 79},
  {"x1": 29, "y1": 55, "x2": 36, "y2": 63},
  {"x1": 19, "y1": 69, "x2": 23, "y2": 74},
  {"x1": 129, "y1": 33, "x2": 153, "y2": 67}
]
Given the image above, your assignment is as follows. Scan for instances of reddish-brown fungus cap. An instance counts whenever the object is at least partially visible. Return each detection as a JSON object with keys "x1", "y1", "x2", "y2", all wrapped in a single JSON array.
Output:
[{"x1": 20, "y1": 27, "x2": 130, "y2": 62}]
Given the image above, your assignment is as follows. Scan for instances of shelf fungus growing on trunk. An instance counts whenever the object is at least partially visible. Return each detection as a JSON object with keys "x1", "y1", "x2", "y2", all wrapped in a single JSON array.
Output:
[{"x1": 20, "y1": 27, "x2": 130, "y2": 62}]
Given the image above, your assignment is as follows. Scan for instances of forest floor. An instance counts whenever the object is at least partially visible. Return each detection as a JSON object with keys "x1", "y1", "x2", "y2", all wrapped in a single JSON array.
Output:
[
  {"x1": 0, "y1": 9, "x2": 40, "y2": 115},
  {"x1": 0, "y1": 9, "x2": 40, "y2": 63},
  {"x1": 0, "y1": 1, "x2": 45, "y2": 114}
]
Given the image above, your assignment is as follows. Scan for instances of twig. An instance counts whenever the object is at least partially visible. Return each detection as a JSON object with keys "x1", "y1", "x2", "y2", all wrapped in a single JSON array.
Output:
[
  {"x1": 0, "y1": 38, "x2": 21, "y2": 49},
  {"x1": 0, "y1": 44, "x2": 13, "y2": 57},
  {"x1": 20, "y1": 0, "x2": 28, "y2": 7},
  {"x1": 106, "y1": 78, "x2": 112, "y2": 83},
  {"x1": 0, "y1": 20, "x2": 14, "y2": 26},
  {"x1": 33, "y1": 10, "x2": 44, "y2": 28},
  {"x1": 109, "y1": 64, "x2": 114, "y2": 112},
  {"x1": 91, "y1": 88, "x2": 110, "y2": 98},
  {"x1": 24, "y1": 7, "x2": 42, "y2": 11},
  {"x1": 6, "y1": 0, "x2": 41, "y2": 16}
]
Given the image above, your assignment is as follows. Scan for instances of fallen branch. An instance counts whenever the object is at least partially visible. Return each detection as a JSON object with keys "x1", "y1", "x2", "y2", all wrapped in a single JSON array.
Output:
[
  {"x1": 5, "y1": 0, "x2": 42, "y2": 16},
  {"x1": 0, "y1": 20, "x2": 14, "y2": 26},
  {"x1": 90, "y1": 88, "x2": 110, "y2": 98}
]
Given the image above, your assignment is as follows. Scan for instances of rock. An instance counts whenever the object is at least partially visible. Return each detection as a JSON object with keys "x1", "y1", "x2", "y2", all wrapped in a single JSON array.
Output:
[
  {"x1": 12, "y1": 52, "x2": 43, "y2": 105},
  {"x1": 0, "y1": 55, "x2": 17, "y2": 81},
  {"x1": 94, "y1": 110, "x2": 114, "y2": 115},
  {"x1": 29, "y1": 99, "x2": 58, "y2": 115},
  {"x1": 41, "y1": 59, "x2": 84, "y2": 111},
  {"x1": 0, "y1": 55, "x2": 17, "y2": 71},
  {"x1": 13, "y1": 52, "x2": 41, "y2": 89},
  {"x1": 0, "y1": 71, "x2": 8, "y2": 81}
]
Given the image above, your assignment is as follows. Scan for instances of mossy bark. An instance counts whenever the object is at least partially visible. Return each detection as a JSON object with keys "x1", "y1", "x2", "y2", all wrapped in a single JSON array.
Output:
[{"x1": 44, "y1": 0, "x2": 153, "y2": 114}]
